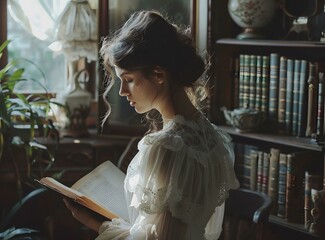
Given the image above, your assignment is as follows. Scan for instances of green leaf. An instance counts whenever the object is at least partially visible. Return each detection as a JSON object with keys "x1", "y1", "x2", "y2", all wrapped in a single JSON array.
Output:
[
  {"x1": 0, "y1": 40, "x2": 10, "y2": 53},
  {"x1": 9, "y1": 68, "x2": 25, "y2": 81}
]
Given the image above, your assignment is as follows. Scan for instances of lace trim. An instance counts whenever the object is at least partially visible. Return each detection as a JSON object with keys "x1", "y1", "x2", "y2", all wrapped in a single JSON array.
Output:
[
  {"x1": 143, "y1": 114, "x2": 232, "y2": 154},
  {"x1": 139, "y1": 187, "x2": 168, "y2": 214}
]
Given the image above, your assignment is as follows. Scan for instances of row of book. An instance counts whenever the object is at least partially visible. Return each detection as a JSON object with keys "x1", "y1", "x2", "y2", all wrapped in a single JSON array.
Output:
[
  {"x1": 234, "y1": 143, "x2": 324, "y2": 232},
  {"x1": 235, "y1": 53, "x2": 325, "y2": 139}
]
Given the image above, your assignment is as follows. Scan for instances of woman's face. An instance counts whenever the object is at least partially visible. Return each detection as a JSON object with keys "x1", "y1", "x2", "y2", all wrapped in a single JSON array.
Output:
[{"x1": 115, "y1": 66, "x2": 164, "y2": 114}]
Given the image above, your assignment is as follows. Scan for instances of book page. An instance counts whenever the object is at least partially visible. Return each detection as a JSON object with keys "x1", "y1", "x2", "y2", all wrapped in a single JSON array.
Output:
[
  {"x1": 36, "y1": 176, "x2": 119, "y2": 220},
  {"x1": 71, "y1": 160, "x2": 129, "y2": 221},
  {"x1": 36, "y1": 177, "x2": 83, "y2": 199}
]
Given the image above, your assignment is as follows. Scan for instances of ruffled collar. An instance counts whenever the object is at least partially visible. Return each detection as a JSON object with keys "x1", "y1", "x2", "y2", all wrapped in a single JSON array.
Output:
[{"x1": 162, "y1": 112, "x2": 206, "y2": 130}]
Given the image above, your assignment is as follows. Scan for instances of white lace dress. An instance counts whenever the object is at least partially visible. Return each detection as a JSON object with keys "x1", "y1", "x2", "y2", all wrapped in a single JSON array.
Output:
[{"x1": 96, "y1": 114, "x2": 239, "y2": 240}]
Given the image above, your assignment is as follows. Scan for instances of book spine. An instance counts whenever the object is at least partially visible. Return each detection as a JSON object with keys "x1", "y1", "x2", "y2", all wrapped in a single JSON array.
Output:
[
  {"x1": 285, "y1": 59, "x2": 294, "y2": 135},
  {"x1": 243, "y1": 145, "x2": 258, "y2": 189},
  {"x1": 285, "y1": 153, "x2": 306, "y2": 223},
  {"x1": 268, "y1": 148, "x2": 280, "y2": 215},
  {"x1": 269, "y1": 53, "x2": 280, "y2": 124},
  {"x1": 305, "y1": 62, "x2": 318, "y2": 137},
  {"x1": 233, "y1": 56, "x2": 240, "y2": 108},
  {"x1": 278, "y1": 56, "x2": 287, "y2": 133},
  {"x1": 304, "y1": 171, "x2": 323, "y2": 230},
  {"x1": 239, "y1": 54, "x2": 245, "y2": 108},
  {"x1": 316, "y1": 72, "x2": 324, "y2": 138},
  {"x1": 242, "y1": 55, "x2": 251, "y2": 108},
  {"x1": 262, "y1": 152, "x2": 270, "y2": 194},
  {"x1": 255, "y1": 55, "x2": 263, "y2": 111},
  {"x1": 297, "y1": 59, "x2": 308, "y2": 137},
  {"x1": 277, "y1": 153, "x2": 288, "y2": 218},
  {"x1": 250, "y1": 151, "x2": 258, "y2": 191},
  {"x1": 261, "y1": 55, "x2": 270, "y2": 115},
  {"x1": 292, "y1": 59, "x2": 301, "y2": 136},
  {"x1": 257, "y1": 151, "x2": 264, "y2": 193},
  {"x1": 249, "y1": 55, "x2": 257, "y2": 109}
]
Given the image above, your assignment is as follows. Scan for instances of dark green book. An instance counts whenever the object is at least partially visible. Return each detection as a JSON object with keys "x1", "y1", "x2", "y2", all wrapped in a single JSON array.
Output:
[
  {"x1": 285, "y1": 59, "x2": 294, "y2": 135},
  {"x1": 239, "y1": 54, "x2": 245, "y2": 108},
  {"x1": 278, "y1": 56, "x2": 287, "y2": 133},
  {"x1": 277, "y1": 153, "x2": 288, "y2": 218},
  {"x1": 292, "y1": 59, "x2": 301, "y2": 136},
  {"x1": 261, "y1": 55, "x2": 270, "y2": 115},
  {"x1": 256, "y1": 151, "x2": 264, "y2": 193},
  {"x1": 297, "y1": 59, "x2": 308, "y2": 137},
  {"x1": 249, "y1": 54, "x2": 257, "y2": 109},
  {"x1": 255, "y1": 55, "x2": 263, "y2": 111},
  {"x1": 316, "y1": 72, "x2": 324, "y2": 137},
  {"x1": 242, "y1": 54, "x2": 251, "y2": 108},
  {"x1": 269, "y1": 53, "x2": 280, "y2": 123}
]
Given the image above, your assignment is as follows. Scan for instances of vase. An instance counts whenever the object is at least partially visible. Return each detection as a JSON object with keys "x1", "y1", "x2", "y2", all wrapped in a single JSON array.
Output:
[
  {"x1": 228, "y1": 0, "x2": 278, "y2": 39},
  {"x1": 56, "y1": 68, "x2": 92, "y2": 137}
]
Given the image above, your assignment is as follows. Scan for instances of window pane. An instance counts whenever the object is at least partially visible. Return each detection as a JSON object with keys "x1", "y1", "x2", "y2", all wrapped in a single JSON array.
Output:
[{"x1": 7, "y1": 1, "x2": 68, "y2": 93}]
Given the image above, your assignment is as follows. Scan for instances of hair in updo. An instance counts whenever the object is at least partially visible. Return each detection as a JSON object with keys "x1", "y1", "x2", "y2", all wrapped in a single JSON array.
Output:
[{"x1": 100, "y1": 10, "x2": 209, "y2": 132}]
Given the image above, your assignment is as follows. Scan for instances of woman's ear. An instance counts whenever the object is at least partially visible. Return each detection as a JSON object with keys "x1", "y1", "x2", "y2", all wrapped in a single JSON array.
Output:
[{"x1": 152, "y1": 66, "x2": 166, "y2": 84}]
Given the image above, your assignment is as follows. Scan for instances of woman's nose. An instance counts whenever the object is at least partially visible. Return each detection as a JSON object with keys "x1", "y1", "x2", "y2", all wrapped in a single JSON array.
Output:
[{"x1": 119, "y1": 81, "x2": 129, "y2": 96}]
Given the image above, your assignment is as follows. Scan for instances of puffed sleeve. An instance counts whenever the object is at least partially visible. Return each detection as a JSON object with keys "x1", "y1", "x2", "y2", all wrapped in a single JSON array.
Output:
[{"x1": 96, "y1": 124, "x2": 239, "y2": 239}]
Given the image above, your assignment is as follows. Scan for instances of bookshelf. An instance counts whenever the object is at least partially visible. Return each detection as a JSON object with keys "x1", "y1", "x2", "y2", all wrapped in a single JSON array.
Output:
[{"x1": 212, "y1": 38, "x2": 325, "y2": 240}]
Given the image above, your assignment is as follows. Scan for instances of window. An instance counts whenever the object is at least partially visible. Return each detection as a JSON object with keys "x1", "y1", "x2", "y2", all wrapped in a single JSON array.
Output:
[{"x1": 6, "y1": 0, "x2": 70, "y2": 93}]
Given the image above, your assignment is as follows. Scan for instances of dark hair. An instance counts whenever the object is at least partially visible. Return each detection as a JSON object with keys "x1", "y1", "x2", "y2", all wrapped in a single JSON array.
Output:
[{"x1": 100, "y1": 10, "x2": 209, "y2": 132}]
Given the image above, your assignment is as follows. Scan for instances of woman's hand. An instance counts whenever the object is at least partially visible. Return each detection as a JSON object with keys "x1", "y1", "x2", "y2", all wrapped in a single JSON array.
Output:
[{"x1": 63, "y1": 198, "x2": 103, "y2": 232}]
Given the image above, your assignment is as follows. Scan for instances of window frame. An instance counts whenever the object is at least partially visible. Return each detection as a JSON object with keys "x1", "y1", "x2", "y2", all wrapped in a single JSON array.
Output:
[{"x1": 0, "y1": 0, "x2": 97, "y2": 99}]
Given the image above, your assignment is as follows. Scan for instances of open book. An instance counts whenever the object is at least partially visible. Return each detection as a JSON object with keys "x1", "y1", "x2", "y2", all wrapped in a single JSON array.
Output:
[{"x1": 36, "y1": 160, "x2": 129, "y2": 221}]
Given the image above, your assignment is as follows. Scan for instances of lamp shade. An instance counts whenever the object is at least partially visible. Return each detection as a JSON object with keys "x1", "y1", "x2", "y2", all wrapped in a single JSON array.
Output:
[{"x1": 51, "y1": 0, "x2": 97, "y2": 62}]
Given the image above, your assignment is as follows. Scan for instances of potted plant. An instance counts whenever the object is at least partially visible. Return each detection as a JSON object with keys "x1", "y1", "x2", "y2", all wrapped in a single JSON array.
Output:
[{"x1": 0, "y1": 40, "x2": 60, "y2": 209}]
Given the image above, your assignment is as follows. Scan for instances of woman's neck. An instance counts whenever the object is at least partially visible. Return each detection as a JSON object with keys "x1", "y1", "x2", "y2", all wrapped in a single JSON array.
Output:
[{"x1": 160, "y1": 87, "x2": 198, "y2": 120}]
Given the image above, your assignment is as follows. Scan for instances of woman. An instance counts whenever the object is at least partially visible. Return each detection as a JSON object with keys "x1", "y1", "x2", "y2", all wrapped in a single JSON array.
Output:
[{"x1": 64, "y1": 10, "x2": 239, "y2": 239}]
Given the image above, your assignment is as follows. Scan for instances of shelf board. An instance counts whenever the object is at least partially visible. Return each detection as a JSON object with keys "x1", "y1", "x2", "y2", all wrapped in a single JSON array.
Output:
[
  {"x1": 269, "y1": 215, "x2": 320, "y2": 239},
  {"x1": 219, "y1": 125, "x2": 324, "y2": 152},
  {"x1": 216, "y1": 38, "x2": 325, "y2": 49}
]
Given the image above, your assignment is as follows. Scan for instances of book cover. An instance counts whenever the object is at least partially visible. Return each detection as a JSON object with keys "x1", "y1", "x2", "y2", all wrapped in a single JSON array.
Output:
[
  {"x1": 297, "y1": 59, "x2": 308, "y2": 137},
  {"x1": 278, "y1": 56, "x2": 287, "y2": 133},
  {"x1": 233, "y1": 56, "x2": 240, "y2": 108},
  {"x1": 243, "y1": 145, "x2": 258, "y2": 189},
  {"x1": 262, "y1": 152, "x2": 270, "y2": 194},
  {"x1": 268, "y1": 53, "x2": 280, "y2": 124},
  {"x1": 285, "y1": 59, "x2": 294, "y2": 135},
  {"x1": 239, "y1": 54, "x2": 245, "y2": 108},
  {"x1": 285, "y1": 152, "x2": 316, "y2": 223},
  {"x1": 304, "y1": 171, "x2": 323, "y2": 229},
  {"x1": 261, "y1": 55, "x2": 270, "y2": 115},
  {"x1": 277, "y1": 153, "x2": 288, "y2": 218},
  {"x1": 305, "y1": 62, "x2": 318, "y2": 137},
  {"x1": 256, "y1": 151, "x2": 264, "y2": 193},
  {"x1": 316, "y1": 72, "x2": 324, "y2": 138},
  {"x1": 242, "y1": 54, "x2": 251, "y2": 108},
  {"x1": 268, "y1": 148, "x2": 280, "y2": 215},
  {"x1": 250, "y1": 150, "x2": 258, "y2": 191},
  {"x1": 255, "y1": 55, "x2": 263, "y2": 111},
  {"x1": 36, "y1": 160, "x2": 129, "y2": 222},
  {"x1": 292, "y1": 59, "x2": 301, "y2": 136},
  {"x1": 249, "y1": 54, "x2": 257, "y2": 109}
]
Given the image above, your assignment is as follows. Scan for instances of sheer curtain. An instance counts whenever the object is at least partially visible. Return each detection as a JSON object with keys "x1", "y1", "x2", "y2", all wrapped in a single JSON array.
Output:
[
  {"x1": 8, "y1": 0, "x2": 69, "y2": 42},
  {"x1": 7, "y1": 0, "x2": 70, "y2": 93}
]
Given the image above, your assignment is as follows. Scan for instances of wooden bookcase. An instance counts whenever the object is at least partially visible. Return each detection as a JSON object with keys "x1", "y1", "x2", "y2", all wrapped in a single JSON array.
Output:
[
  {"x1": 208, "y1": 1, "x2": 325, "y2": 239},
  {"x1": 211, "y1": 33, "x2": 325, "y2": 240}
]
